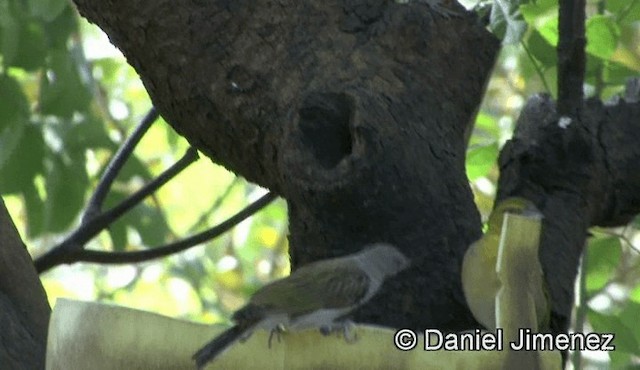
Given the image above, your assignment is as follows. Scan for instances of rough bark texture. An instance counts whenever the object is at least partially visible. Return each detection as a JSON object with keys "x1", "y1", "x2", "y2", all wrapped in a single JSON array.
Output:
[
  {"x1": 72, "y1": 0, "x2": 498, "y2": 332},
  {"x1": 67, "y1": 0, "x2": 640, "y2": 346},
  {"x1": 0, "y1": 198, "x2": 51, "y2": 369},
  {"x1": 497, "y1": 93, "x2": 640, "y2": 335}
]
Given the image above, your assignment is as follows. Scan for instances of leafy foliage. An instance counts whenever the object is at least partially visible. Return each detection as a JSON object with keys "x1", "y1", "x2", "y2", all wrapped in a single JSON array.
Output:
[
  {"x1": 0, "y1": 0, "x2": 639, "y2": 366},
  {"x1": 471, "y1": 0, "x2": 640, "y2": 366}
]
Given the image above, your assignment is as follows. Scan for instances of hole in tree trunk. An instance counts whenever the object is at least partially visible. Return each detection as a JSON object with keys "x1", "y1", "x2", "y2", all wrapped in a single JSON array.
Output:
[{"x1": 298, "y1": 92, "x2": 354, "y2": 169}]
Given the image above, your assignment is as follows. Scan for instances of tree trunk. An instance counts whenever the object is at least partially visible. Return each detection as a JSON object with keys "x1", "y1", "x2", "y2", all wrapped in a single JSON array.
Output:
[
  {"x1": 0, "y1": 199, "x2": 50, "y2": 369},
  {"x1": 72, "y1": 0, "x2": 499, "y2": 332},
  {"x1": 8, "y1": 3, "x2": 631, "y2": 369}
]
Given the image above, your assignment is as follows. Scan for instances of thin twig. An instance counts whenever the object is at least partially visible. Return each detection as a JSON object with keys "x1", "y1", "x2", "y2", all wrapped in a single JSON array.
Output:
[
  {"x1": 188, "y1": 178, "x2": 241, "y2": 233},
  {"x1": 520, "y1": 40, "x2": 551, "y2": 94},
  {"x1": 52, "y1": 192, "x2": 277, "y2": 266},
  {"x1": 571, "y1": 246, "x2": 588, "y2": 370},
  {"x1": 83, "y1": 107, "x2": 159, "y2": 223},
  {"x1": 35, "y1": 147, "x2": 200, "y2": 273}
]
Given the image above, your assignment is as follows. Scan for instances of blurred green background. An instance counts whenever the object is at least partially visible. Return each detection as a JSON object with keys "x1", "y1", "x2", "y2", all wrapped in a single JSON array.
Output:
[{"x1": 0, "y1": 0, "x2": 639, "y2": 367}]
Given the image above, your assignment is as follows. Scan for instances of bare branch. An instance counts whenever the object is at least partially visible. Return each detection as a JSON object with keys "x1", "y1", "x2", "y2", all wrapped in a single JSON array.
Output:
[
  {"x1": 49, "y1": 192, "x2": 277, "y2": 266},
  {"x1": 83, "y1": 107, "x2": 160, "y2": 223},
  {"x1": 35, "y1": 147, "x2": 199, "y2": 273}
]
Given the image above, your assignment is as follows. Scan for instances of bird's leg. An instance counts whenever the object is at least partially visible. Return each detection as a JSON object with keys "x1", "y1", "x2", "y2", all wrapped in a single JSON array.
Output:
[
  {"x1": 338, "y1": 320, "x2": 358, "y2": 343},
  {"x1": 319, "y1": 325, "x2": 333, "y2": 336},
  {"x1": 318, "y1": 320, "x2": 358, "y2": 343},
  {"x1": 268, "y1": 323, "x2": 286, "y2": 348}
]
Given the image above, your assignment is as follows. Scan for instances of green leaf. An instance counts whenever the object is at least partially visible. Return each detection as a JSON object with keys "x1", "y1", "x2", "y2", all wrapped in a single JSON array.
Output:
[
  {"x1": 490, "y1": 0, "x2": 528, "y2": 44},
  {"x1": 68, "y1": 116, "x2": 114, "y2": 150},
  {"x1": 606, "y1": 0, "x2": 640, "y2": 24},
  {"x1": 470, "y1": 113, "x2": 499, "y2": 143},
  {"x1": 23, "y1": 181, "x2": 44, "y2": 237},
  {"x1": 44, "y1": 5, "x2": 77, "y2": 49},
  {"x1": 28, "y1": 0, "x2": 68, "y2": 22},
  {"x1": 619, "y1": 301, "x2": 640, "y2": 355},
  {"x1": 39, "y1": 49, "x2": 92, "y2": 117},
  {"x1": 536, "y1": 15, "x2": 558, "y2": 47},
  {"x1": 0, "y1": 123, "x2": 44, "y2": 194},
  {"x1": 631, "y1": 282, "x2": 640, "y2": 304},
  {"x1": 603, "y1": 60, "x2": 637, "y2": 86},
  {"x1": 11, "y1": 21, "x2": 47, "y2": 70},
  {"x1": 0, "y1": 75, "x2": 29, "y2": 131},
  {"x1": 123, "y1": 204, "x2": 170, "y2": 247},
  {"x1": 586, "y1": 15, "x2": 620, "y2": 60},
  {"x1": 466, "y1": 143, "x2": 498, "y2": 181},
  {"x1": 588, "y1": 308, "x2": 639, "y2": 355},
  {"x1": 585, "y1": 236, "x2": 621, "y2": 294},
  {"x1": 43, "y1": 153, "x2": 88, "y2": 233},
  {"x1": 0, "y1": 3, "x2": 19, "y2": 67},
  {"x1": 104, "y1": 189, "x2": 170, "y2": 250},
  {"x1": 526, "y1": 30, "x2": 556, "y2": 68},
  {"x1": 108, "y1": 221, "x2": 128, "y2": 251},
  {"x1": 104, "y1": 190, "x2": 130, "y2": 251}
]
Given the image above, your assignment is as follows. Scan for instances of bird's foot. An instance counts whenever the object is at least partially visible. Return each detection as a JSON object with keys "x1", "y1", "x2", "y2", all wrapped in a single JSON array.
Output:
[{"x1": 268, "y1": 323, "x2": 286, "y2": 348}]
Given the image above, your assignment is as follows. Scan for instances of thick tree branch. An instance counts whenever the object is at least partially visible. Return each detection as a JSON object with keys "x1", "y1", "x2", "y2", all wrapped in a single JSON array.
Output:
[
  {"x1": 557, "y1": 0, "x2": 586, "y2": 116},
  {"x1": 497, "y1": 94, "x2": 640, "y2": 336},
  {"x1": 0, "y1": 199, "x2": 50, "y2": 369}
]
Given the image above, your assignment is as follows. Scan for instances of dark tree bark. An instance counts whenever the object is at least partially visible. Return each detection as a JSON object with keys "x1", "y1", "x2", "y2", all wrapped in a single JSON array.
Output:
[
  {"x1": 498, "y1": 93, "x2": 640, "y2": 335},
  {"x1": 71, "y1": 0, "x2": 498, "y2": 332},
  {"x1": 0, "y1": 199, "x2": 50, "y2": 369},
  {"x1": 12, "y1": 0, "x2": 631, "y2": 367}
]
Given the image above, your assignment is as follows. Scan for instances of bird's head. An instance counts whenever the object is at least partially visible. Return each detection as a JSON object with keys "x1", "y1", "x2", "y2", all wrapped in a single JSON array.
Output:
[
  {"x1": 360, "y1": 243, "x2": 410, "y2": 278},
  {"x1": 487, "y1": 197, "x2": 542, "y2": 232}
]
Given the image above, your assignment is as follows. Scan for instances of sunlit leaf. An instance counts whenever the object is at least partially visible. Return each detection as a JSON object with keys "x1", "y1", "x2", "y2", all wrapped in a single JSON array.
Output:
[
  {"x1": 630, "y1": 282, "x2": 640, "y2": 304},
  {"x1": 526, "y1": 30, "x2": 556, "y2": 68},
  {"x1": 536, "y1": 15, "x2": 558, "y2": 47},
  {"x1": 586, "y1": 16, "x2": 620, "y2": 60},
  {"x1": 466, "y1": 143, "x2": 498, "y2": 181},
  {"x1": 588, "y1": 308, "x2": 639, "y2": 355},
  {"x1": 585, "y1": 236, "x2": 622, "y2": 294}
]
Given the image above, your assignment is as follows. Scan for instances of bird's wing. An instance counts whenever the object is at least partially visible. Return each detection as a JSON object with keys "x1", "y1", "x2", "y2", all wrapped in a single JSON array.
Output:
[{"x1": 246, "y1": 259, "x2": 371, "y2": 317}]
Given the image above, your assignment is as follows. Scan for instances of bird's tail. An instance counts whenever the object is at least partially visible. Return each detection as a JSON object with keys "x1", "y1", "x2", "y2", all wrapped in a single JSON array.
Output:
[{"x1": 192, "y1": 325, "x2": 246, "y2": 369}]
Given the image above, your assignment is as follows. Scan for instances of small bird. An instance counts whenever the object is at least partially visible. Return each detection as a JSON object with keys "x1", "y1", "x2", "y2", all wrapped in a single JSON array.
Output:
[
  {"x1": 193, "y1": 243, "x2": 410, "y2": 369},
  {"x1": 461, "y1": 197, "x2": 549, "y2": 331}
]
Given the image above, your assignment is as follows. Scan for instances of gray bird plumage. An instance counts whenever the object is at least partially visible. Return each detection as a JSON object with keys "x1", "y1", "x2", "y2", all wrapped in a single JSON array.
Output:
[{"x1": 193, "y1": 243, "x2": 409, "y2": 368}]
